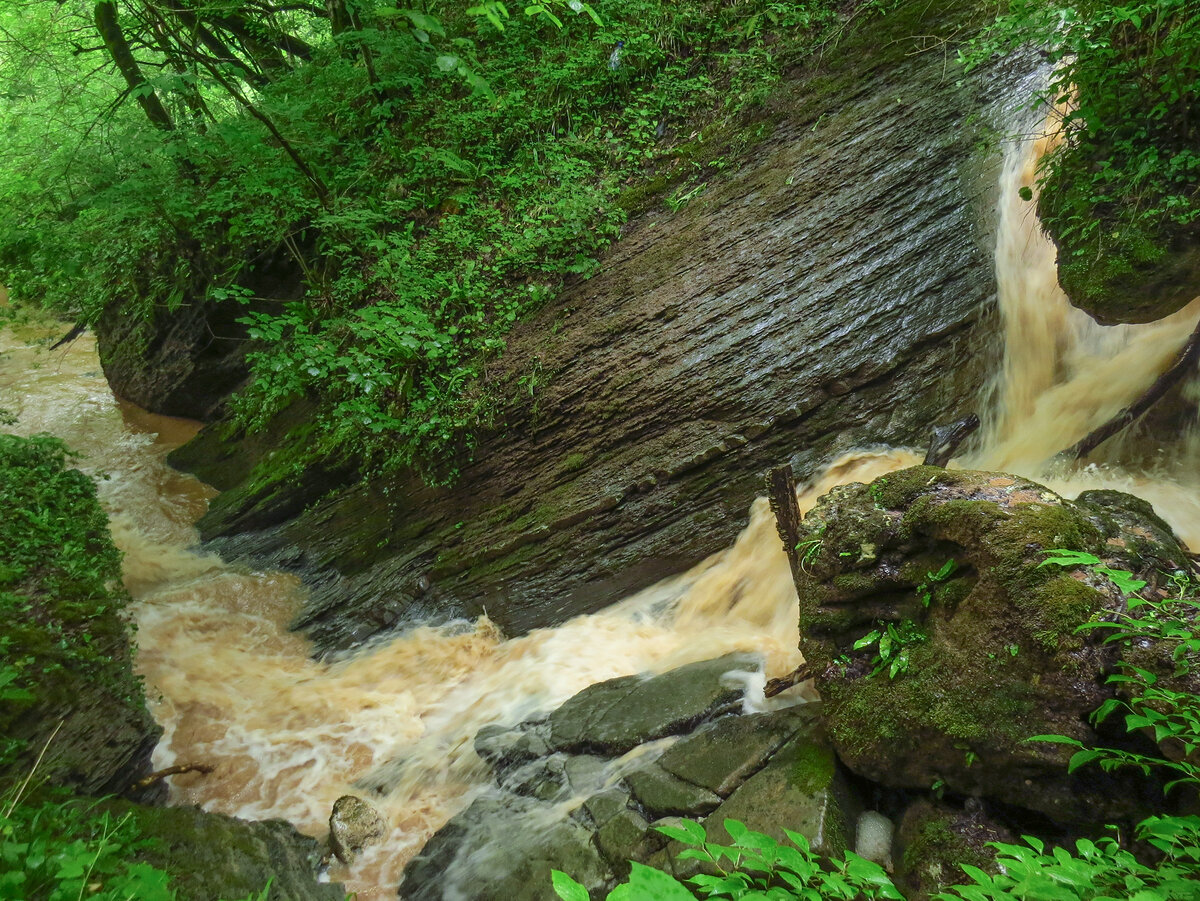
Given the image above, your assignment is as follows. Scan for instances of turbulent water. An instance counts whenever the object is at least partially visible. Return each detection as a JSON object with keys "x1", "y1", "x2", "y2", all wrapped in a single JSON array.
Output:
[{"x1": 2, "y1": 130, "x2": 1200, "y2": 898}]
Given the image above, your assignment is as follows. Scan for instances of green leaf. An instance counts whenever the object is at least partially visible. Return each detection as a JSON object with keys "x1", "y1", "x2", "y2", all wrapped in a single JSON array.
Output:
[
  {"x1": 550, "y1": 870, "x2": 589, "y2": 901},
  {"x1": 656, "y1": 820, "x2": 706, "y2": 845}
]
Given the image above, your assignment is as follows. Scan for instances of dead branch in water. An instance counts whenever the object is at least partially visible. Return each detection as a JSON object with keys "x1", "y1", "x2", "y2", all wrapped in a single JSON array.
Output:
[
  {"x1": 764, "y1": 664, "x2": 813, "y2": 698},
  {"x1": 128, "y1": 763, "x2": 215, "y2": 792},
  {"x1": 1068, "y1": 316, "x2": 1200, "y2": 460}
]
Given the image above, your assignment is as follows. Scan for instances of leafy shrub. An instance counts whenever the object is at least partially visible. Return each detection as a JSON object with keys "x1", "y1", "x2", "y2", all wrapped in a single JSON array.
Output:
[{"x1": 552, "y1": 817, "x2": 902, "y2": 900}]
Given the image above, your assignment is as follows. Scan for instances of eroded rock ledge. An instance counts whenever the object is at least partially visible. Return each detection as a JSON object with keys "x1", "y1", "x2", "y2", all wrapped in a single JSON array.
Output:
[{"x1": 171, "y1": 0, "x2": 1025, "y2": 653}]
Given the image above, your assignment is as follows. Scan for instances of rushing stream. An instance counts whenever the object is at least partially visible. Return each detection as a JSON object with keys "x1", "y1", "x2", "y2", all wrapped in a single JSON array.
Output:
[{"x1": 3, "y1": 132, "x2": 1200, "y2": 898}]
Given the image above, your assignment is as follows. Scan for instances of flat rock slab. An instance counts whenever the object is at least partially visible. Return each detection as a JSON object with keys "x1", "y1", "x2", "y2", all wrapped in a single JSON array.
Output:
[
  {"x1": 659, "y1": 705, "x2": 818, "y2": 797},
  {"x1": 625, "y1": 764, "x2": 722, "y2": 818},
  {"x1": 548, "y1": 653, "x2": 760, "y2": 755},
  {"x1": 705, "y1": 729, "x2": 859, "y2": 859}
]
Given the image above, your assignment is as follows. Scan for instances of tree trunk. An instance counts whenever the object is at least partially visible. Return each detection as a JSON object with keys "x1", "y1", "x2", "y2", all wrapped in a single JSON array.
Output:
[{"x1": 94, "y1": 1, "x2": 174, "y2": 130}]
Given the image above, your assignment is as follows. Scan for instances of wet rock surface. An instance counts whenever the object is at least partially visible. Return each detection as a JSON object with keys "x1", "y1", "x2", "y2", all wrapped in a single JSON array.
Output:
[
  {"x1": 789, "y1": 465, "x2": 1192, "y2": 823},
  {"x1": 893, "y1": 799, "x2": 1014, "y2": 900},
  {"x1": 169, "y1": 0, "x2": 1022, "y2": 654},
  {"x1": 400, "y1": 654, "x2": 858, "y2": 900},
  {"x1": 329, "y1": 794, "x2": 386, "y2": 864},
  {"x1": 107, "y1": 801, "x2": 344, "y2": 901}
]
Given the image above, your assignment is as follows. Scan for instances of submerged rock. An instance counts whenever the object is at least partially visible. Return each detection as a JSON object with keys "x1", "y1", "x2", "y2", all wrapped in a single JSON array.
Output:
[
  {"x1": 790, "y1": 465, "x2": 1190, "y2": 822},
  {"x1": 329, "y1": 794, "x2": 386, "y2": 864}
]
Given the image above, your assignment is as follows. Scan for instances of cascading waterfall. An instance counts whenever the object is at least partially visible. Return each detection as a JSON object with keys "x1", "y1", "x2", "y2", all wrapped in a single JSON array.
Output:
[{"x1": 2, "y1": 127, "x2": 1200, "y2": 898}]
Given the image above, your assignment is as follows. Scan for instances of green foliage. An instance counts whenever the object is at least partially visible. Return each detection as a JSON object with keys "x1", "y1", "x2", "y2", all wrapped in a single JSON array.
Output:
[
  {"x1": 0, "y1": 432, "x2": 142, "y2": 760},
  {"x1": 934, "y1": 816, "x2": 1200, "y2": 901},
  {"x1": 853, "y1": 620, "x2": 927, "y2": 679},
  {"x1": 1039, "y1": 548, "x2": 1148, "y2": 595},
  {"x1": 552, "y1": 817, "x2": 902, "y2": 900},
  {"x1": 0, "y1": 0, "x2": 846, "y2": 482},
  {"x1": 0, "y1": 796, "x2": 175, "y2": 901},
  {"x1": 959, "y1": 1, "x2": 1200, "y2": 305}
]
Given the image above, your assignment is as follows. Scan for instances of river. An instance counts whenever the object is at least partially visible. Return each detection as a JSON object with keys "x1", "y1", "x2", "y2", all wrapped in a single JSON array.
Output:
[{"x1": 2, "y1": 130, "x2": 1200, "y2": 898}]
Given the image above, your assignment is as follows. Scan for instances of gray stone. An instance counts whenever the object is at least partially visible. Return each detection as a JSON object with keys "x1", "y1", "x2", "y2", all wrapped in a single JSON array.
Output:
[
  {"x1": 625, "y1": 765, "x2": 722, "y2": 818},
  {"x1": 475, "y1": 724, "x2": 550, "y2": 772},
  {"x1": 328, "y1": 794, "x2": 386, "y2": 864},
  {"x1": 563, "y1": 754, "x2": 609, "y2": 796},
  {"x1": 500, "y1": 754, "x2": 569, "y2": 801},
  {"x1": 548, "y1": 654, "x2": 760, "y2": 755},
  {"x1": 659, "y1": 706, "x2": 817, "y2": 797},
  {"x1": 584, "y1": 787, "x2": 633, "y2": 828},
  {"x1": 595, "y1": 807, "x2": 654, "y2": 877},
  {"x1": 402, "y1": 796, "x2": 610, "y2": 901},
  {"x1": 705, "y1": 731, "x2": 860, "y2": 858}
]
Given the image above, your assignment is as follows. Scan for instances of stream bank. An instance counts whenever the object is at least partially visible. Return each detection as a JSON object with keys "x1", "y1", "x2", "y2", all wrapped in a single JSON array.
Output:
[{"x1": 156, "y1": 0, "x2": 1028, "y2": 656}]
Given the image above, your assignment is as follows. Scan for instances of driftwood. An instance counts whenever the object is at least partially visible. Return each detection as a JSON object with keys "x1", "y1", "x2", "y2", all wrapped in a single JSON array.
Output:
[
  {"x1": 49, "y1": 322, "x2": 86, "y2": 351},
  {"x1": 766, "y1": 465, "x2": 802, "y2": 572},
  {"x1": 763, "y1": 663, "x2": 814, "y2": 698},
  {"x1": 923, "y1": 413, "x2": 980, "y2": 467},
  {"x1": 1068, "y1": 316, "x2": 1200, "y2": 460},
  {"x1": 128, "y1": 763, "x2": 215, "y2": 792}
]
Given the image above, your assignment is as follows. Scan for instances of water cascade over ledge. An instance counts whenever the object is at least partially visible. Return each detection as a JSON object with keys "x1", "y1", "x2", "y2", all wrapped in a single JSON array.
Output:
[{"x1": 2, "y1": 130, "x2": 1200, "y2": 898}]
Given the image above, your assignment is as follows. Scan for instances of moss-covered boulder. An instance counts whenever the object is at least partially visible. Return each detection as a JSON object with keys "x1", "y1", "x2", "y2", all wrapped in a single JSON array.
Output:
[
  {"x1": 893, "y1": 798, "x2": 1014, "y2": 900},
  {"x1": 106, "y1": 802, "x2": 343, "y2": 901},
  {"x1": 790, "y1": 466, "x2": 1191, "y2": 822}
]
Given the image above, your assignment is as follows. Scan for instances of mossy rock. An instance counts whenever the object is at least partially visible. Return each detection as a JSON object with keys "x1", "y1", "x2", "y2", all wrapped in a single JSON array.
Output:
[
  {"x1": 894, "y1": 799, "x2": 1014, "y2": 900},
  {"x1": 105, "y1": 802, "x2": 343, "y2": 901},
  {"x1": 1039, "y1": 169, "x2": 1200, "y2": 325},
  {"x1": 0, "y1": 433, "x2": 159, "y2": 797},
  {"x1": 791, "y1": 466, "x2": 1188, "y2": 822}
]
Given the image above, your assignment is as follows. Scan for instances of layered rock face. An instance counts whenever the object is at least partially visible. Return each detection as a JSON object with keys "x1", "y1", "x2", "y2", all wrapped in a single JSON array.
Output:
[{"x1": 172, "y1": 0, "x2": 1021, "y2": 653}]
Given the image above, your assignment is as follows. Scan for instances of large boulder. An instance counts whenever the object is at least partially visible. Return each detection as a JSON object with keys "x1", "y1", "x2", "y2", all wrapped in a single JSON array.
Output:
[
  {"x1": 107, "y1": 802, "x2": 344, "y2": 901},
  {"x1": 789, "y1": 466, "x2": 1192, "y2": 823}
]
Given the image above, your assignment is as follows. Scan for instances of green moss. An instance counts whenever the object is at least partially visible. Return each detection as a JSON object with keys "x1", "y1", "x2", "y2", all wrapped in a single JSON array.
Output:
[
  {"x1": 787, "y1": 740, "x2": 836, "y2": 794},
  {"x1": 1022, "y1": 574, "x2": 1106, "y2": 652},
  {"x1": 900, "y1": 815, "x2": 997, "y2": 897},
  {"x1": 559, "y1": 452, "x2": 588, "y2": 475}
]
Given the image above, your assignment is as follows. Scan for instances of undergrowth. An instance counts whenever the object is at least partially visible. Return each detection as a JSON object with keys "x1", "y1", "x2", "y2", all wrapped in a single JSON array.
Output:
[{"x1": 0, "y1": 0, "x2": 860, "y2": 483}]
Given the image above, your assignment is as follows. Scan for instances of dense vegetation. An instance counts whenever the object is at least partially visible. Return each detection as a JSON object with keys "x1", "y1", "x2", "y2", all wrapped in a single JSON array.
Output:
[
  {"x1": 0, "y1": 432, "x2": 141, "y2": 773},
  {"x1": 0, "y1": 0, "x2": 853, "y2": 482},
  {"x1": 961, "y1": 0, "x2": 1200, "y2": 321}
]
